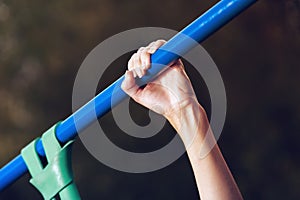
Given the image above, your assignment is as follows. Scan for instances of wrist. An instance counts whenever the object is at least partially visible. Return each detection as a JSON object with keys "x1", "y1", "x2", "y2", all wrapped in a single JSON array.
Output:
[{"x1": 165, "y1": 98, "x2": 210, "y2": 146}]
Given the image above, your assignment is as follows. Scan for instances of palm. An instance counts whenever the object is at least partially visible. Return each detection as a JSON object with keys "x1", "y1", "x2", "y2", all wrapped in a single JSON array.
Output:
[
  {"x1": 121, "y1": 40, "x2": 197, "y2": 117},
  {"x1": 134, "y1": 60, "x2": 196, "y2": 115}
]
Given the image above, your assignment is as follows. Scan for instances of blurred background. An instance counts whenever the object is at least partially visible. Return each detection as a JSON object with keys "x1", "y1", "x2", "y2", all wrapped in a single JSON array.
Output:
[{"x1": 1, "y1": 0, "x2": 300, "y2": 199}]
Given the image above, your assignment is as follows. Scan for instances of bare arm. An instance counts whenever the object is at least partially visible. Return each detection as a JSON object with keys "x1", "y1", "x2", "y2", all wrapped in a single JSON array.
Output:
[
  {"x1": 121, "y1": 40, "x2": 243, "y2": 200},
  {"x1": 166, "y1": 100, "x2": 243, "y2": 200}
]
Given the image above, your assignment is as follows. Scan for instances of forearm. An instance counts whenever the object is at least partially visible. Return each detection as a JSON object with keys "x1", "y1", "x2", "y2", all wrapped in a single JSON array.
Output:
[
  {"x1": 122, "y1": 40, "x2": 242, "y2": 199},
  {"x1": 188, "y1": 142, "x2": 243, "y2": 200},
  {"x1": 166, "y1": 101, "x2": 243, "y2": 200}
]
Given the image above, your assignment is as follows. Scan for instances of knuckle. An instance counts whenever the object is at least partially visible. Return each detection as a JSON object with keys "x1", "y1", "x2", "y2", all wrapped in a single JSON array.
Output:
[
  {"x1": 141, "y1": 50, "x2": 149, "y2": 58},
  {"x1": 134, "y1": 53, "x2": 140, "y2": 62},
  {"x1": 131, "y1": 52, "x2": 138, "y2": 60},
  {"x1": 132, "y1": 53, "x2": 138, "y2": 62},
  {"x1": 128, "y1": 55, "x2": 136, "y2": 66},
  {"x1": 156, "y1": 39, "x2": 166, "y2": 44},
  {"x1": 128, "y1": 60, "x2": 133, "y2": 69},
  {"x1": 148, "y1": 41, "x2": 156, "y2": 47},
  {"x1": 138, "y1": 47, "x2": 145, "y2": 52}
]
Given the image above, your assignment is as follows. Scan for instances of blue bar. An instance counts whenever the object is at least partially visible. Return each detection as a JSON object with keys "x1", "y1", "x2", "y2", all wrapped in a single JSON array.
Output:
[{"x1": 0, "y1": 0, "x2": 257, "y2": 191}]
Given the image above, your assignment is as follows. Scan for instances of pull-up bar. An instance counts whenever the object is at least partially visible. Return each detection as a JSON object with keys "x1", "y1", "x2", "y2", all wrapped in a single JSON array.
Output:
[{"x1": 0, "y1": 0, "x2": 257, "y2": 191}]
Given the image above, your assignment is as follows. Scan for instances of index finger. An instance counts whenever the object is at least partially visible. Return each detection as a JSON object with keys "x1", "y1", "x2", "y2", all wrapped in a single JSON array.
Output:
[{"x1": 147, "y1": 39, "x2": 166, "y2": 54}]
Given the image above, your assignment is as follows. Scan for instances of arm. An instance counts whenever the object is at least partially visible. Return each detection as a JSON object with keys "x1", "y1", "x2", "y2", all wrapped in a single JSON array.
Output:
[
  {"x1": 167, "y1": 100, "x2": 243, "y2": 200},
  {"x1": 121, "y1": 40, "x2": 243, "y2": 200}
]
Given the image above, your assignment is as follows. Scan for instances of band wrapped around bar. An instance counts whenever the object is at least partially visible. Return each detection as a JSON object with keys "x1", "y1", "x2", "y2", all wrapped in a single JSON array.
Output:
[{"x1": 21, "y1": 123, "x2": 80, "y2": 200}]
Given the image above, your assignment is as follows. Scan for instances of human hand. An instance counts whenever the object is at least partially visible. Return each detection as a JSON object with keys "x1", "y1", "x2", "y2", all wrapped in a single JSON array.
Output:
[
  {"x1": 121, "y1": 40, "x2": 209, "y2": 145},
  {"x1": 121, "y1": 40, "x2": 198, "y2": 119},
  {"x1": 122, "y1": 41, "x2": 242, "y2": 200}
]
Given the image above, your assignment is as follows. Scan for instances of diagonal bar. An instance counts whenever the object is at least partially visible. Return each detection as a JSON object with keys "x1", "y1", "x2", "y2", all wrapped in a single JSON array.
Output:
[{"x1": 0, "y1": 0, "x2": 257, "y2": 191}]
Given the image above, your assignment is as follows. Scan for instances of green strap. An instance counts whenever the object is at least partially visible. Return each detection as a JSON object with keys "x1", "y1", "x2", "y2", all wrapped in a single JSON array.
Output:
[{"x1": 21, "y1": 123, "x2": 80, "y2": 200}]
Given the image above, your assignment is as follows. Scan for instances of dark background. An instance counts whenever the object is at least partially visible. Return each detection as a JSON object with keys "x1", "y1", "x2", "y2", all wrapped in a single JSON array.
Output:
[{"x1": 1, "y1": 0, "x2": 300, "y2": 199}]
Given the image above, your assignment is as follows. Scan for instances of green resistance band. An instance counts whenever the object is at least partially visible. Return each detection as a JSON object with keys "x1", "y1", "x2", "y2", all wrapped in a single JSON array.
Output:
[{"x1": 21, "y1": 123, "x2": 80, "y2": 200}]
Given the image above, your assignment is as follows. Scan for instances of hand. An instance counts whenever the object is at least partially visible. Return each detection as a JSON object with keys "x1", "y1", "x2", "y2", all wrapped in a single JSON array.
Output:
[
  {"x1": 122, "y1": 40, "x2": 243, "y2": 200},
  {"x1": 121, "y1": 40, "x2": 198, "y2": 120},
  {"x1": 121, "y1": 39, "x2": 207, "y2": 145}
]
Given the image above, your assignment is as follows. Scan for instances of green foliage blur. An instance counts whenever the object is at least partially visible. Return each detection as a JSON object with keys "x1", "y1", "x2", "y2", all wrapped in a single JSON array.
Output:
[{"x1": 0, "y1": 0, "x2": 300, "y2": 199}]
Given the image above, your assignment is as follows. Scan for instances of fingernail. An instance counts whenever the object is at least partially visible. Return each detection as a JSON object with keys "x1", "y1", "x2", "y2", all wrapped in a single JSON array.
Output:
[
  {"x1": 147, "y1": 48, "x2": 153, "y2": 54},
  {"x1": 137, "y1": 72, "x2": 142, "y2": 78},
  {"x1": 149, "y1": 48, "x2": 154, "y2": 54}
]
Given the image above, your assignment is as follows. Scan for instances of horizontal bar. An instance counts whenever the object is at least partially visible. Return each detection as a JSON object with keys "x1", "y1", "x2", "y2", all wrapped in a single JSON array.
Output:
[{"x1": 0, "y1": 0, "x2": 257, "y2": 191}]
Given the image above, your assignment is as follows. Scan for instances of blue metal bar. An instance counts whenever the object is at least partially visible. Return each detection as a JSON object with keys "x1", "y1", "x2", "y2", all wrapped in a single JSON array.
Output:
[{"x1": 0, "y1": 0, "x2": 257, "y2": 191}]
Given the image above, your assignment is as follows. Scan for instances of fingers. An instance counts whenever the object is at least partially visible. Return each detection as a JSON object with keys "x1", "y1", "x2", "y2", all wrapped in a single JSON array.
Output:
[
  {"x1": 128, "y1": 53, "x2": 136, "y2": 77},
  {"x1": 127, "y1": 39, "x2": 166, "y2": 78},
  {"x1": 133, "y1": 51, "x2": 144, "y2": 78},
  {"x1": 121, "y1": 70, "x2": 139, "y2": 97},
  {"x1": 147, "y1": 39, "x2": 166, "y2": 54},
  {"x1": 139, "y1": 47, "x2": 150, "y2": 70}
]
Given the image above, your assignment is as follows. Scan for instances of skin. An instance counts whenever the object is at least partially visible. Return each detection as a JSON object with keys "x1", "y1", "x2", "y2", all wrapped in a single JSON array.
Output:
[{"x1": 121, "y1": 40, "x2": 243, "y2": 200}]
